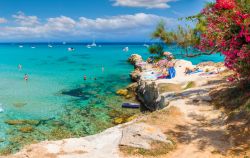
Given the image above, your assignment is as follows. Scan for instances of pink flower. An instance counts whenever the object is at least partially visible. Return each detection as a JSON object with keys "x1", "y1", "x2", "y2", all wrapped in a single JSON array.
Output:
[
  {"x1": 227, "y1": 77, "x2": 235, "y2": 82},
  {"x1": 215, "y1": 0, "x2": 236, "y2": 10}
]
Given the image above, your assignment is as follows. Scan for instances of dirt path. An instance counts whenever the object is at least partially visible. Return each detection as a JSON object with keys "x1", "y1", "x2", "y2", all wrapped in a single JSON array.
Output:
[
  {"x1": 121, "y1": 81, "x2": 249, "y2": 158},
  {"x1": 166, "y1": 95, "x2": 231, "y2": 158}
]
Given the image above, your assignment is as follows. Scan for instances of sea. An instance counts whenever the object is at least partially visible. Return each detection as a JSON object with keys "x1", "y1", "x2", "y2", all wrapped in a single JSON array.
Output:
[{"x1": 0, "y1": 43, "x2": 224, "y2": 153}]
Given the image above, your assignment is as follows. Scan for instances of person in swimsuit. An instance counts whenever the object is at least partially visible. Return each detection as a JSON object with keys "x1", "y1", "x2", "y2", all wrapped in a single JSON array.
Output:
[
  {"x1": 102, "y1": 66, "x2": 104, "y2": 72},
  {"x1": 84, "y1": 75, "x2": 87, "y2": 80},
  {"x1": 24, "y1": 74, "x2": 28, "y2": 81},
  {"x1": 18, "y1": 64, "x2": 22, "y2": 71}
]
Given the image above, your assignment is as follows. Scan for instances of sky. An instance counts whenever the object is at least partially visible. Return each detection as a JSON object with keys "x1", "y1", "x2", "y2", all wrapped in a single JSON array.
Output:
[{"x1": 0, "y1": 0, "x2": 212, "y2": 42}]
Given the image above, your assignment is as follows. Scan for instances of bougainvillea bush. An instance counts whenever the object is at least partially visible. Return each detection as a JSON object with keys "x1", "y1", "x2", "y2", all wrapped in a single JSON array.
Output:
[
  {"x1": 197, "y1": 0, "x2": 250, "y2": 80},
  {"x1": 152, "y1": 0, "x2": 250, "y2": 81}
]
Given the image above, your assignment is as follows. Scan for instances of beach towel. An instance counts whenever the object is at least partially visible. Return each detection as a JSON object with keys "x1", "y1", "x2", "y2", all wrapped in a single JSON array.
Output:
[
  {"x1": 188, "y1": 69, "x2": 203, "y2": 75},
  {"x1": 199, "y1": 71, "x2": 218, "y2": 77}
]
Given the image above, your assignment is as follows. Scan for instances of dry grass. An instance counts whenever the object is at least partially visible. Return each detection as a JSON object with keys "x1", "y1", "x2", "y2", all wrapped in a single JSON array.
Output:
[
  {"x1": 158, "y1": 83, "x2": 182, "y2": 94},
  {"x1": 120, "y1": 141, "x2": 175, "y2": 157},
  {"x1": 183, "y1": 81, "x2": 196, "y2": 90},
  {"x1": 139, "y1": 106, "x2": 184, "y2": 134}
]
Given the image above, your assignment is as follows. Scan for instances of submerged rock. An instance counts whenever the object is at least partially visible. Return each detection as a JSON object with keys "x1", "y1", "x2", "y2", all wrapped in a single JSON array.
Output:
[
  {"x1": 113, "y1": 118, "x2": 123, "y2": 125},
  {"x1": 12, "y1": 102, "x2": 27, "y2": 108},
  {"x1": 0, "y1": 139, "x2": 4, "y2": 143},
  {"x1": 19, "y1": 126, "x2": 34, "y2": 133},
  {"x1": 116, "y1": 89, "x2": 128, "y2": 96},
  {"x1": 61, "y1": 88, "x2": 91, "y2": 100},
  {"x1": 5, "y1": 120, "x2": 39, "y2": 126}
]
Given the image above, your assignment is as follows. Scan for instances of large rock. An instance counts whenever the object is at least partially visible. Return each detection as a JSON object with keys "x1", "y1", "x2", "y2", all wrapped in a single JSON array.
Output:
[
  {"x1": 126, "y1": 82, "x2": 138, "y2": 92},
  {"x1": 130, "y1": 69, "x2": 141, "y2": 82},
  {"x1": 128, "y1": 54, "x2": 143, "y2": 65},
  {"x1": 120, "y1": 123, "x2": 173, "y2": 149},
  {"x1": 137, "y1": 81, "x2": 167, "y2": 111}
]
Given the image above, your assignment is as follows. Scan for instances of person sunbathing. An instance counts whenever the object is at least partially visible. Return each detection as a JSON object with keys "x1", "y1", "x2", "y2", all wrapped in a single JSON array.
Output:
[
  {"x1": 185, "y1": 67, "x2": 201, "y2": 74},
  {"x1": 157, "y1": 70, "x2": 169, "y2": 79},
  {"x1": 157, "y1": 66, "x2": 176, "y2": 79}
]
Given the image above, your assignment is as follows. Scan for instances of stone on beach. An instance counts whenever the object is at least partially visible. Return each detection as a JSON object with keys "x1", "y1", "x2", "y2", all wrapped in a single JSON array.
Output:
[{"x1": 120, "y1": 123, "x2": 173, "y2": 150}]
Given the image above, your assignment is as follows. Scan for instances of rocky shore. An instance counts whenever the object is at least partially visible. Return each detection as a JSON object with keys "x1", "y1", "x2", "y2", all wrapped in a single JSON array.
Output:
[{"x1": 4, "y1": 54, "x2": 249, "y2": 158}]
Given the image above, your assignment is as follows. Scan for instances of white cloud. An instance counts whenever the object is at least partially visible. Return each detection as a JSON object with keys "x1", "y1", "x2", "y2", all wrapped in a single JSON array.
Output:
[
  {"x1": 77, "y1": 13, "x2": 174, "y2": 30},
  {"x1": 112, "y1": 0, "x2": 176, "y2": 9},
  {"x1": 0, "y1": 12, "x2": 177, "y2": 41},
  {"x1": 0, "y1": 18, "x2": 7, "y2": 24},
  {"x1": 12, "y1": 11, "x2": 40, "y2": 26}
]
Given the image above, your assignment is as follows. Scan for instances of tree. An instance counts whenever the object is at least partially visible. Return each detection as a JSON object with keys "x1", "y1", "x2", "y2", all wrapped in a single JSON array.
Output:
[{"x1": 152, "y1": 0, "x2": 250, "y2": 80}]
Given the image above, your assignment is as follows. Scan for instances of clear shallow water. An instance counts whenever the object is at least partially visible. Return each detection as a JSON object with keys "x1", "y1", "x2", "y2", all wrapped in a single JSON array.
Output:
[{"x1": 0, "y1": 43, "x2": 224, "y2": 154}]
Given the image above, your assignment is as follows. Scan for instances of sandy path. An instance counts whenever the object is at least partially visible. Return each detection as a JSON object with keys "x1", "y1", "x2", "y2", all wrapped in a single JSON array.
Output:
[{"x1": 165, "y1": 87, "x2": 232, "y2": 158}]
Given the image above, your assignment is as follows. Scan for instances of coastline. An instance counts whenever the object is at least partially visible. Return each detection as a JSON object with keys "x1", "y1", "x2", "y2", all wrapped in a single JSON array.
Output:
[{"x1": 3, "y1": 54, "x2": 249, "y2": 158}]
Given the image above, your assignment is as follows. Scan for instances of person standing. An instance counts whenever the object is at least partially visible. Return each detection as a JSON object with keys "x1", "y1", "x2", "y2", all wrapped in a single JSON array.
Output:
[
  {"x1": 18, "y1": 64, "x2": 22, "y2": 71},
  {"x1": 24, "y1": 74, "x2": 29, "y2": 81}
]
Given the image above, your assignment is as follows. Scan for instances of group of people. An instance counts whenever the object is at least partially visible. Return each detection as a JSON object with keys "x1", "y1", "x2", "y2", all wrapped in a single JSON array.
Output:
[
  {"x1": 19, "y1": 64, "x2": 105, "y2": 82},
  {"x1": 83, "y1": 66, "x2": 105, "y2": 81},
  {"x1": 150, "y1": 52, "x2": 176, "y2": 80}
]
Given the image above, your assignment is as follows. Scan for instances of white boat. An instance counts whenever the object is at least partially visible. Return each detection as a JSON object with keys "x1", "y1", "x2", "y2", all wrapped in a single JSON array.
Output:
[
  {"x1": 31, "y1": 46, "x2": 36, "y2": 49},
  {"x1": 68, "y1": 47, "x2": 75, "y2": 51},
  {"x1": 143, "y1": 44, "x2": 149, "y2": 48},
  {"x1": 123, "y1": 47, "x2": 129, "y2": 52},
  {"x1": 90, "y1": 40, "x2": 97, "y2": 47},
  {"x1": 86, "y1": 45, "x2": 91, "y2": 48},
  {"x1": 0, "y1": 104, "x2": 4, "y2": 113},
  {"x1": 19, "y1": 45, "x2": 23, "y2": 48},
  {"x1": 0, "y1": 107, "x2": 4, "y2": 113},
  {"x1": 48, "y1": 44, "x2": 53, "y2": 48}
]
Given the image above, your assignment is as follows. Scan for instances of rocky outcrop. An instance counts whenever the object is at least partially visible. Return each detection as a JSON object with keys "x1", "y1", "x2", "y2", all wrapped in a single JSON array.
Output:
[
  {"x1": 5, "y1": 122, "x2": 173, "y2": 158},
  {"x1": 137, "y1": 80, "x2": 169, "y2": 111},
  {"x1": 128, "y1": 54, "x2": 142, "y2": 65},
  {"x1": 120, "y1": 123, "x2": 173, "y2": 149},
  {"x1": 130, "y1": 69, "x2": 141, "y2": 82}
]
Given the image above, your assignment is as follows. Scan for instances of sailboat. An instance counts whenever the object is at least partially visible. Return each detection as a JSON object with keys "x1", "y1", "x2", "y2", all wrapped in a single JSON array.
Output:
[
  {"x1": 90, "y1": 39, "x2": 97, "y2": 47},
  {"x1": 86, "y1": 39, "x2": 97, "y2": 48}
]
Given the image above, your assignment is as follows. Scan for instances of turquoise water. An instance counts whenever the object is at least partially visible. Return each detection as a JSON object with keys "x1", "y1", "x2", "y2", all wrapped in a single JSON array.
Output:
[{"x1": 0, "y1": 43, "x2": 224, "y2": 154}]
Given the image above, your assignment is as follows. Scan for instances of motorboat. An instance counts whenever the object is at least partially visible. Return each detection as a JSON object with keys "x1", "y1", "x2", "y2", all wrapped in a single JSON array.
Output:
[
  {"x1": 68, "y1": 47, "x2": 75, "y2": 51},
  {"x1": 123, "y1": 47, "x2": 129, "y2": 52}
]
